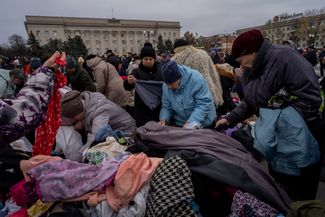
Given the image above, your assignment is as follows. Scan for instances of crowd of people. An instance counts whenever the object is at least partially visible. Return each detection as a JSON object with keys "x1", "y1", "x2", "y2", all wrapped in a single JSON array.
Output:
[{"x1": 0, "y1": 29, "x2": 325, "y2": 216}]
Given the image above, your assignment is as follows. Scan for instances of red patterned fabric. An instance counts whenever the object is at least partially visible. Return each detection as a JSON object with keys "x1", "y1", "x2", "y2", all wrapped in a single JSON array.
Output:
[{"x1": 33, "y1": 71, "x2": 67, "y2": 156}]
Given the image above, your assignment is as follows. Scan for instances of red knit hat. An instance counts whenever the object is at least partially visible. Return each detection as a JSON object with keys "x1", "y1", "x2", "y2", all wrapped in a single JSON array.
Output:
[{"x1": 231, "y1": 29, "x2": 264, "y2": 59}]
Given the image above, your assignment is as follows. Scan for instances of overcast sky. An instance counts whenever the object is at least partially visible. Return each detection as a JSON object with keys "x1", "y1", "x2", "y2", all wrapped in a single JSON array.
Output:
[{"x1": 0, "y1": 0, "x2": 324, "y2": 44}]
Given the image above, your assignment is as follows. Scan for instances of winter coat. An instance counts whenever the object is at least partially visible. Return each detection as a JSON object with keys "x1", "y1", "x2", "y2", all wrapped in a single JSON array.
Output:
[
  {"x1": 225, "y1": 40, "x2": 321, "y2": 127},
  {"x1": 81, "y1": 91, "x2": 136, "y2": 145},
  {"x1": 172, "y1": 45, "x2": 223, "y2": 106},
  {"x1": 254, "y1": 106, "x2": 320, "y2": 176},
  {"x1": 67, "y1": 66, "x2": 96, "y2": 92},
  {"x1": 0, "y1": 66, "x2": 54, "y2": 143},
  {"x1": 304, "y1": 51, "x2": 318, "y2": 67},
  {"x1": 135, "y1": 122, "x2": 292, "y2": 214},
  {"x1": 123, "y1": 62, "x2": 163, "y2": 127},
  {"x1": 126, "y1": 60, "x2": 140, "y2": 75},
  {"x1": 159, "y1": 65, "x2": 216, "y2": 127},
  {"x1": 86, "y1": 57, "x2": 129, "y2": 108},
  {"x1": 0, "y1": 69, "x2": 15, "y2": 99}
]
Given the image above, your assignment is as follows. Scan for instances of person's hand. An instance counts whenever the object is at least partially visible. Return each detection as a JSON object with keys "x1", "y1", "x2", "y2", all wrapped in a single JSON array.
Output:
[
  {"x1": 215, "y1": 118, "x2": 229, "y2": 131},
  {"x1": 74, "y1": 120, "x2": 84, "y2": 130},
  {"x1": 127, "y1": 75, "x2": 137, "y2": 84},
  {"x1": 183, "y1": 122, "x2": 190, "y2": 128},
  {"x1": 43, "y1": 51, "x2": 66, "y2": 70},
  {"x1": 159, "y1": 120, "x2": 167, "y2": 126}
]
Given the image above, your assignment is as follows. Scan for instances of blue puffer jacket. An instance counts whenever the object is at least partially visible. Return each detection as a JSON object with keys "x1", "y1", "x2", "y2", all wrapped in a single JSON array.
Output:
[
  {"x1": 253, "y1": 106, "x2": 320, "y2": 176},
  {"x1": 159, "y1": 65, "x2": 216, "y2": 127}
]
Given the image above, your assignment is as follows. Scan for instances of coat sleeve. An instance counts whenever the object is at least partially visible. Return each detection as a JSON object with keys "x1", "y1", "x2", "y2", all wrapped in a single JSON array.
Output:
[
  {"x1": 187, "y1": 78, "x2": 215, "y2": 124},
  {"x1": 93, "y1": 66, "x2": 106, "y2": 94},
  {"x1": 225, "y1": 100, "x2": 254, "y2": 127},
  {"x1": 277, "y1": 50, "x2": 321, "y2": 107},
  {"x1": 0, "y1": 66, "x2": 54, "y2": 143},
  {"x1": 159, "y1": 85, "x2": 173, "y2": 122},
  {"x1": 123, "y1": 70, "x2": 137, "y2": 91}
]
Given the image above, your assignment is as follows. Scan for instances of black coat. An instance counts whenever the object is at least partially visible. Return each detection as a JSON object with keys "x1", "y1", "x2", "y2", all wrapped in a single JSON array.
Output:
[
  {"x1": 226, "y1": 40, "x2": 321, "y2": 126},
  {"x1": 123, "y1": 62, "x2": 163, "y2": 127},
  {"x1": 304, "y1": 51, "x2": 318, "y2": 67}
]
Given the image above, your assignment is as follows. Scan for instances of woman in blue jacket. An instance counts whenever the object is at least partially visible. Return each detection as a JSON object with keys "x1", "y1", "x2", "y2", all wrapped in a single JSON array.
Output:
[{"x1": 159, "y1": 61, "x2": 216, "y2": 129}]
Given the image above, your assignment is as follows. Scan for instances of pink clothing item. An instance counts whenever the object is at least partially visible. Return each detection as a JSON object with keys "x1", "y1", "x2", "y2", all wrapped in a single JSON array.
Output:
[
  {"x1": 8, "y1": 180, "x2": 27, "y2": 206},
  {"x1": 20, "y1": 155, "x2": 62, "y2": 181},
  {"x1": 33, "y1": 71, "x2": 67, "y2": 156},
  {"x1": 106, "y1": 153, "x2": 162, "y2": 211}
]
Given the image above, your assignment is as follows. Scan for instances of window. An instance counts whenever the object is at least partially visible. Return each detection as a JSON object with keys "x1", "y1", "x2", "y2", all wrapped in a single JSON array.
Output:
[
  {"x1": 129, "y1": 32, "x2": 134, "y2": 38},
  {"x1": 137, "y1": 40, "x2": 141, "y2": 45},
  {"x1": 130, "y1": 40, "x2": 133, "y2": 44},
  {"x1": 95, "y1": 31, "x2": 99, "y2": 39},
  {"x1": 113, "y1": 32, "x2": 117, "y2": 37},
  {"x1": 104, "y1": 31, "x2": 108, "y2": 39},
  {"x1": 96, "y1": 48, "x2": 100, "y2": 54},
  {"x1": 45, "y1": 31, "x2": 49, "y2": 37},
  {"x1": 121, "y1": 33, "x2": 124, "y2": 37},
  {"x1": 163, "y1": 32, "x2": 166, "y2": 37},
  {"x1": 113, "y1": 40, "x2": 117, "y2": 45},
  {"x1": 131, "y1": 47, "x2": 134, "y2": 52},
  {"x1": 168, "y1": 32, "x2": 171, "y2": 36},
  {"x1": 53, "y1": 31, "x2": 57, "y2": 37},
  {"x1": 36, "y1": 31, "x2": 40, "y2": 37},
  {"x1": 173, "y1": 32, "x2": 176, "y2": 37},
  {"x1": 122, "y1": 40, "x2": 127, "y2": 45},
  {"x1": 96, "y1": 40, "x2": 100, "y2": 45}
]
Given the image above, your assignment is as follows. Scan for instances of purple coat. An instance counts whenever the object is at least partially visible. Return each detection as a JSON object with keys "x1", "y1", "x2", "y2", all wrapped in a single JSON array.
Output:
[{"x1": 0, "y1": 66, "x2": 54, "y2": 143}]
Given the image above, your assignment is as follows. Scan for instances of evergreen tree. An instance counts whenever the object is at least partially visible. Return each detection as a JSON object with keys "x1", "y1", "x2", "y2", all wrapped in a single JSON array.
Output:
[
  {"x1": 43, "y1": 38, "x2": 64, "y2": 56},
  {"x1": 164, "y1": 39, "x2": 174, "y2": 52},
  {"x1": 27, "y1": 31, "x2": 43, "y2": 57},
  {"x1": 64, "y1": 36, "x2": 88, "y2": 57},
  {"x1": 157, "y1": 35, "x2": 166, "y2": 53}
]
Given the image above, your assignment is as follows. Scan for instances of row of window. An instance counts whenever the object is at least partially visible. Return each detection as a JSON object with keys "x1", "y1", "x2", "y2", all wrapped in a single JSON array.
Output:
[
  {"x1": 85, "y1": 38, "x2": 159, "y2": 46},
  {"x1": 64, "y1": 31, "x2": 177, "y2": 39}
]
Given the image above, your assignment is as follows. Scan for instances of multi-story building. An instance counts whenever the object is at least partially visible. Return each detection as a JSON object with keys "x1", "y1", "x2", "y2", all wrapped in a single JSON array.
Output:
[
  {"x1": 25, "y1": 16, "x2": 181, "y2": 55},
  {"x1": 198, "y1": 33, "x2": 236, "y2": 53},
  {"x1": 236, "y1": 13, "x2": 325, "y2": 49}
]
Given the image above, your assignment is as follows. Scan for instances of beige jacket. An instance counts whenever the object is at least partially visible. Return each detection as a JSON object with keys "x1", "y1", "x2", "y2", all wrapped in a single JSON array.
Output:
[
  {"x1": 87, "y1": 57, "x2": 129, "y2": 107},
  {"x1": 172, "y1": 45, "x2": 223, "y2": 106}
]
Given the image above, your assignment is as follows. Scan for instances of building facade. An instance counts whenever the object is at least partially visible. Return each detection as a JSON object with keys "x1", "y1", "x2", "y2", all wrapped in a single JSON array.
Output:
[
  {"x1": 236, "y1": 13, "x2": 325, "y2": 49},
  {"x1": 25, "y1": 16, "x2": 181, "y2": 55},
  {"x1": 198, "y1": 33, "x2": 236, "y2": 53}
]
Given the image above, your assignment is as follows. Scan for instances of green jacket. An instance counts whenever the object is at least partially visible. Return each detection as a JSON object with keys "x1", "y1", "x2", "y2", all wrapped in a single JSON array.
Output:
[{"x1": 67, "y1": 66, "x2": 96, "y2": 92}]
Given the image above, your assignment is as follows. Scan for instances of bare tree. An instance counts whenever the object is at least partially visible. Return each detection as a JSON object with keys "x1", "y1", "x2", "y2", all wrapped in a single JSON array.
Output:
[
  {"x1": 183, "y1": 31, "x2": 196, "y2": 45},
  {"x1": 8, "y1": 34, "x2": 27, "y2": 56}
]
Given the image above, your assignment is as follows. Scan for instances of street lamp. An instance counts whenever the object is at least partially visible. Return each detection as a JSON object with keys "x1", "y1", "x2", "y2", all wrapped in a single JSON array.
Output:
[{"x1": 143, "y1": 30, "x2": 154, "y2": 42}]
